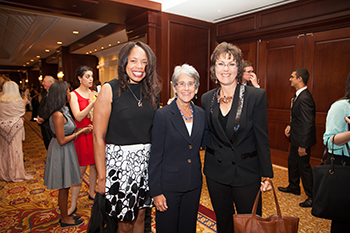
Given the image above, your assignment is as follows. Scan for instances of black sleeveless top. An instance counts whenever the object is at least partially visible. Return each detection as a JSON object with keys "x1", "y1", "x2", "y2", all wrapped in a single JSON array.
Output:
[{"x1": 105, "y1": 79, "x2": 156, "y2": 145}]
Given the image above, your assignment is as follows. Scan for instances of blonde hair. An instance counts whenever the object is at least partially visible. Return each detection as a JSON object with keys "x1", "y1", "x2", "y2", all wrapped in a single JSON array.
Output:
[
  {"x1": 0, "y1": 75, "x2": 10, "y2": 92},
  {"x1": 0, "y1": 81, "x2": 22, "y2": 103}
]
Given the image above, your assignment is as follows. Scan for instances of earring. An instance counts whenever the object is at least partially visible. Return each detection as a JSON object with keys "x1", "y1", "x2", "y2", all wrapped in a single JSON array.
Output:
[{"x1": 195, "y1": 94, "x2": 197, "y2": 99}]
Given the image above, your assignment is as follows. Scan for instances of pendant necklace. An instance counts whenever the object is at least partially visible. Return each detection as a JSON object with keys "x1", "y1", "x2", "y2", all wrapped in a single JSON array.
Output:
[
  {"x1": 128, "y1": 85, "x2": 143, "y2": 107},
  {"x1": 178, "y1": 105, "x2": 193, "y2": 120},
  {"x1": 217, "y1": 87, "x2": 233, "y2": 104}
]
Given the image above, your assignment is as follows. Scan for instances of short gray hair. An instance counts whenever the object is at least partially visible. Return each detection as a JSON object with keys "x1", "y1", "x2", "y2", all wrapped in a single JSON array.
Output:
[
  {"x1": 44, "y1": 75, "x2": 56, "y2": 84},
  {"x1": 172, "y1": 64, "x2": 200, "y2": 89}
]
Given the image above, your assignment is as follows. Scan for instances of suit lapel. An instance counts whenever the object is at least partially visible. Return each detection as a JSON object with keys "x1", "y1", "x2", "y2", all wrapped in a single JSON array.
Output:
[
  {"x1": 225, "y1": 84, "x2": 241, "y2": 140},
  {"x1": 169, "y1": 100, "x2": 191, "y2": 143},
  {"x1": 293, "y1": 89, "x2": 307, "y2": 110},
  {"x1": 191, "y1": 103, "x2": 201, "y2": 139}
]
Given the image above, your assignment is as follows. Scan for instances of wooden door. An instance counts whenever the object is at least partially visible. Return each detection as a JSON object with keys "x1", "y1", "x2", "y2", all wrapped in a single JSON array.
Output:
[
  {"x1": 305, "y1": 27, "x2": 350, "y2": 159},
  {"x1": 258, "y1": 35, "x2": 305, "y2": 166}
]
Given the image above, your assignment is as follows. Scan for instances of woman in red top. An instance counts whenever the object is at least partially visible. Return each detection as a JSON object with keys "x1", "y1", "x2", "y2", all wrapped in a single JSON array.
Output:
[{"x1": 68, "y1": 65, "x2": 97, "y2": 215}]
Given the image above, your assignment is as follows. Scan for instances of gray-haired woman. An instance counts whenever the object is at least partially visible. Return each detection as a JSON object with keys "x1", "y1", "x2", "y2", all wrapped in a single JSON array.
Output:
[{"x1": 149, "y1": 64, "x2": 209, "y2": 233}]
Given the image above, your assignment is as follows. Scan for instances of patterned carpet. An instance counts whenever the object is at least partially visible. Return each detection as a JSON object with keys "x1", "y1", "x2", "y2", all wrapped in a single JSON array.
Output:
[{"x1": 0, "y1": 112, "x2": 331, "y2": 232}]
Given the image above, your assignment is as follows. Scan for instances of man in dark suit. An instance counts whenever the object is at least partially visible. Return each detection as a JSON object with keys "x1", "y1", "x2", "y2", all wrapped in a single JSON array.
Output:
[
  {"x1": 278, "y1": 68, "x2": 316, "y2": 208},
  {"x1": 36, "y1": 75, "x2": 55, "y2": 149}
]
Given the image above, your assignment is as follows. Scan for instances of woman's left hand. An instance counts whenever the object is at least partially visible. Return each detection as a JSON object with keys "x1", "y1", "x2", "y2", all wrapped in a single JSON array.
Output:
[{"x1": 260, "y1": 179, "x2": 272, "y2": 192}]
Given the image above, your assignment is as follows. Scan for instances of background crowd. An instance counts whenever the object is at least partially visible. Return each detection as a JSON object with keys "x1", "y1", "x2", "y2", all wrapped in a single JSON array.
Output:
[{"x1": 0, "y1": 40, "x2": 349, "y2": 233}]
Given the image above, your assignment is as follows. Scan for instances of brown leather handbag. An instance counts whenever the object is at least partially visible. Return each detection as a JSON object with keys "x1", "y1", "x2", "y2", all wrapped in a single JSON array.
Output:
[{"x1": 233, "y1": 178, "x2": 299, "y2": 233}]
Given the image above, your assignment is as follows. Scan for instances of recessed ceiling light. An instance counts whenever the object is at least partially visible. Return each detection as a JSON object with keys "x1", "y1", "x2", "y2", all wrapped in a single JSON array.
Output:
[
  {"x1": 30, "y1": 59, "x2": 34, "y2": 62},
  {"x1": 26, "y1": 62, "x2": 29, "y2": 64},
  {"x1": 86, "y1": 52, "x2": 89, "y2": 54},
  {"x1": 45, "y1": 49, "x2": 50, "y2": 52},
  {"x1": 57, "y1": 41, "x2": 62, "y2": 45},
  {"x1": 36, "y1": 55, "x2": 40, "y2": 58},
  {"x1": 94, "y1": 49, "x2": 97, "y2": 51},
  {"x1": 117, "y1": 41, "x2": 120, "y2": 44},
  {"x1": 101, "y1": 47, "x2": 104, "y2": 49},
  {"x1": 109, "y1": 44, "x2": 112, "y2": 46},
  {"x1": 73, "y1": 30, "x2": 79, "y2": 34}
]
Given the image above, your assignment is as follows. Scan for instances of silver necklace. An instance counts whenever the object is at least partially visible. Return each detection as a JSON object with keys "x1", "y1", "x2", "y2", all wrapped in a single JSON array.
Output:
[{"x1": 128, "y1": 85, "x2": 142, "y2": 107}]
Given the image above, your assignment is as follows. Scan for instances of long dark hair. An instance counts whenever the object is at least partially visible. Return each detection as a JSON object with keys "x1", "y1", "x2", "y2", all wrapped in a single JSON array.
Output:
[
  {"x1": 117, "y1": 41, "x2": 162, "y2": 108},
  {"x1": 345, "y1": 73, "x2": 350, "y2": 102},
  {"x1": 75, "y1": 65, "x2": 93, "y2": 82},
  {"x1": 46, "y1": 81, "x2": 69, "y2": 117}
]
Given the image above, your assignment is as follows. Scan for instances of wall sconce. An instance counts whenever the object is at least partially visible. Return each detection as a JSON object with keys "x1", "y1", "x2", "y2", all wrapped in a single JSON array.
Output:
[
  {"x1": 57, "y1": 71, "x2": 64, "y2": 80},
  {"x1": 38, "y1": 75, "x2": 43, "y2": 82}
]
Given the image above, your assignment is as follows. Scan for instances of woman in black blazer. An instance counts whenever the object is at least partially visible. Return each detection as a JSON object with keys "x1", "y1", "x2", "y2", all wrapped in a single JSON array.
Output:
[
  {"x1": 201, "y1": 42, "x2": 273, "y2": 233},
  {"x1": 149, "y1": 64, "x2": 209, "y2": 233}
]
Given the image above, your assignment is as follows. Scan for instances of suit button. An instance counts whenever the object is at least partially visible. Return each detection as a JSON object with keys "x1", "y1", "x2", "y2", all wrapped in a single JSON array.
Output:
[
  {"x1": 188, "y1": 159, "x2": 191, "y2": 163},
  {"x1": 189, "y1": 145, "x2": 193, "y2": 149},
  {"x1": 231, "y1": 161, "x2": 236, "y2": 165},
  {"x1": 219, "y1": 145, "x2": 223, "y2": 148},
  {"x1": 218, "y1": 159, "x2": 222, "y2": 163}
]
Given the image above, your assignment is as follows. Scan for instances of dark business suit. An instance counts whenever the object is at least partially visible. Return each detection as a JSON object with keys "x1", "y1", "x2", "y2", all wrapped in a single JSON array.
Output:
[
  {"x1": 201, "y1": 84, "x2": 273, "y2": 233},
  {"x1": 149, "y1": 100, "x2": 209, "y2": 233},
  {"x1": 288, "y1": 88, "x2": 316, "y2": 197},
  {"x1": 37, "y1": 91, "x2": 53, "y2": 149}
]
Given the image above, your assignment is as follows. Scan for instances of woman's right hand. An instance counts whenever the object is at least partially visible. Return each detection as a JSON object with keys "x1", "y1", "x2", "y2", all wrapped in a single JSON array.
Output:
[
  {"x1": 81, "y1": 125, "x2": 93, "y2": 134},
  {"x1": 153, "y1": 194, "x2": 168, "y2": 212},
  {"x1": 97, "y1": 179, "x2": 105, "y2": 194},
  {"x1": 345, "y1": 116, "x2": 350, "y2": 124}
]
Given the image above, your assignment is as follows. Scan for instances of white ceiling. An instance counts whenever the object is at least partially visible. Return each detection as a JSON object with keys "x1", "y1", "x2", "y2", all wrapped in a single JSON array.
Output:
[
  {"x1": 0, "y1": 0, "x2": 296, "y2": 69},
  {"x1": 152, "y1": 0, "x2": 296, "y2": 23}
]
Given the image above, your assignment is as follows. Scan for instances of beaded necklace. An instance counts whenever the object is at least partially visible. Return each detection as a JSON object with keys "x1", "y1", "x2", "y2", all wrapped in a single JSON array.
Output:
[{"x1": 178, "y1": 105, "x2": 193, "y2": 120}]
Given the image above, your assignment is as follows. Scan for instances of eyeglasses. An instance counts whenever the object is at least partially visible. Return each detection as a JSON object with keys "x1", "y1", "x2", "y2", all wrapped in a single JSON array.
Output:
[
  {"x1": 216, "y1": 62, "x2": 238, "y2": 69},
  {"x1": 177, "y1": 82, "x2": 195, "y2": 88}
]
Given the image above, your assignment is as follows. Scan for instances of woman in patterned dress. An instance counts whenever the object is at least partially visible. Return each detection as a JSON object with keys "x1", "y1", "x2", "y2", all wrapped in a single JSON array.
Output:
[
  {"x1": 68, "y1": 66, "x2": 98, "y2": 215},
  {"x1": 93, "y1": 41, "x2": 161, "y2": 233}
]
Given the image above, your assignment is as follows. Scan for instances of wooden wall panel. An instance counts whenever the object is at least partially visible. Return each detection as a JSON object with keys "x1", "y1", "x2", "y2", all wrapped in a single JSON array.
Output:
[
  {"x1": 216, "y1": 15, "x2": 256, "y2": 37},
  {"x1": 160, "y1": 13, "x2": 214, "y2": 106},
  {"x1": 216, "y1": 0, "x2": 350, "y2": 44},
  {"x1": 235, "y1": 42, "x2": 257, "y2": 64},
  {"x1": 259, "y1": 0, "x2": 350, "y2": 29}
]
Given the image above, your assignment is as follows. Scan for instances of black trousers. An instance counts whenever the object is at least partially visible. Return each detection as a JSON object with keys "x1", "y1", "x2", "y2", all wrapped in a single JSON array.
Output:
[
  {"x1": 287, "y1": 145, "x2": 313, "y2": 197},
  {"x1": 40, "y1": 122, "x2": 53, "y2": 150},
  {"x1": 155, "y1": 186, "x2": 201, "y2": 233},
  {"x1": 206, "y1": 177, "x2": 261, "y2": 233}
]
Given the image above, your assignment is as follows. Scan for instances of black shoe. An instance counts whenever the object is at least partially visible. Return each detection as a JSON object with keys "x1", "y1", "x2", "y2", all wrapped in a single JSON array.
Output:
[
  {"x1": 73, "y1": 216, "x2": 81, "y2": 220},
  {"x1": 68, "y1": 207, "x2": 77, "y2": 216},
  {"x1": 299, "y1": 197, "x2": 313, "y2": 208},
  {"x1": 88, "y1": 195, "x2": 94, "y2": 201},
  {"x1": 59, "y1": 219, "x2": 83, "y2": 228},
  {"x1": 277, "y1": 186, "x2": 301, "y2": 195}
]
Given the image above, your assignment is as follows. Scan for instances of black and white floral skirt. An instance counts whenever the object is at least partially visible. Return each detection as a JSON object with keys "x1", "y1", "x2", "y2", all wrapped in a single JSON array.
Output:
[{"x1": 104, "y1": 143, "x2": 153, "y2": 222}]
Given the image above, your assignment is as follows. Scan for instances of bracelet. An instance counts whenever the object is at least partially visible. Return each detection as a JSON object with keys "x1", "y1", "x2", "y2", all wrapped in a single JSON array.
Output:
[{"x1": 74, "y1": 132, "x2": 77, "y2": 139}]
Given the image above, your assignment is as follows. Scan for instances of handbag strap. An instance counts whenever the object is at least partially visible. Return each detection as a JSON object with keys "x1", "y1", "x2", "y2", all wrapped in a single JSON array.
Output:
[{"x1": 251, "y1": 178, "x2": 285, "y2": 232}]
